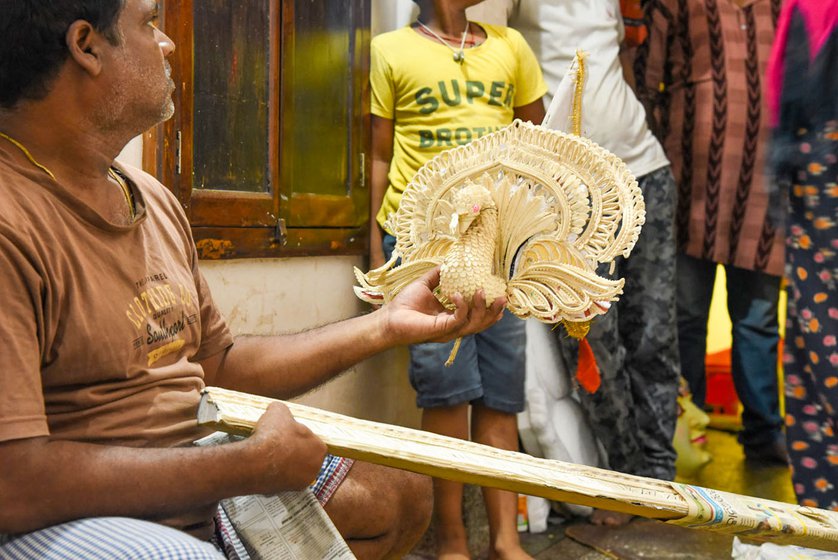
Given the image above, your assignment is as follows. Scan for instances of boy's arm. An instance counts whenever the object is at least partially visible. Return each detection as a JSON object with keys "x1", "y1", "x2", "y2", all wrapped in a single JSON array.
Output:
[
  {"x1": 514, "y1": 98, "x2": 546, "y2": 124},
  {"x1": 369, "y1": 115, "x2": 394, "y2": 270}
]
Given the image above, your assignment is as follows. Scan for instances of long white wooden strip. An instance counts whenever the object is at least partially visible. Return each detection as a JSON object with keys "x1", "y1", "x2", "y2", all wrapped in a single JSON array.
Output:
[{"x1": 198, "y1": 387, "x2": 838, "y2": 552}]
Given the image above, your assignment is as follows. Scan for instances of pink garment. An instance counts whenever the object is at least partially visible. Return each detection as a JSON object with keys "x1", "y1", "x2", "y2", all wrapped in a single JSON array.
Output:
[{"x1": 767, "y1": 0, "x2": 838, "y2": 125}]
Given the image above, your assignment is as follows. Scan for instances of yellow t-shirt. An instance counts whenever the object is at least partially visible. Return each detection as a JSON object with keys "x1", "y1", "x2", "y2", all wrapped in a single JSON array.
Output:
[{"x1": 370, "y1": 23, "x2": 548, "y2": 232}]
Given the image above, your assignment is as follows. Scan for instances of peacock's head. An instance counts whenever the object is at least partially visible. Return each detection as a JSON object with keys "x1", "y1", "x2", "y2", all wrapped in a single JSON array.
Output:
[{"x1": 449, "y1": 180, "x2": 496, "y2": 235}]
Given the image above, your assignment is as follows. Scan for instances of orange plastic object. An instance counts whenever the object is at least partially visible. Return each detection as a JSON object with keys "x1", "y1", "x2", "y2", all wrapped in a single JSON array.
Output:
[
  {"x1": 705, "y1": 349, "x2": 739, "y2": 416},
  {"x1": 577, "y1": 338, "x2": 602, "y2": 394}
]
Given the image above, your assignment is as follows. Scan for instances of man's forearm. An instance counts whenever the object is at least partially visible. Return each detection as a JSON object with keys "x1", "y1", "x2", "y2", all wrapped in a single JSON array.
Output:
[
  {"x1": 210, "y1": 311, "x2": 390, "y2": 399},
  {"x1": 0, "y1": 436, "x2": 265, "y2": 534},
  {"x1": 1, "y1": 400, "x2": 325, "y2": 534},
  {"x1": 204, "y1": 267, "x2": 506, "y2": 401}
]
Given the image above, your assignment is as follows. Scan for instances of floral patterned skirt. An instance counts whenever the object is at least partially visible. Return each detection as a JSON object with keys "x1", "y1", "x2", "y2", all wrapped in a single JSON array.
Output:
[{"x1": 783, "y1": 120, "x2": 838, "y2": 511}]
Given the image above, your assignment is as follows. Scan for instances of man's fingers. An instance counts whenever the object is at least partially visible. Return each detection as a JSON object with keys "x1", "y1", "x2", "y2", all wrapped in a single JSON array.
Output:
[
  {"x1": 249, "y1": 402, "x2": 327, "y2": 493},
  {"x1": 419, "y1": 266, "x2": 442, "y2": 289},
  {"x1": 258, "y1": 402, "x2": 293, "y2": 426},
  {"x1": 449, "y1": 292, "x2": 467, "y2": 319},
  {"x1": 439, "y1": 290, "x2": 507, "y2": 339},
  {"x1": 471, "y1": 289, "x2": 487, "y2": 310},
  {"x1": 471, "y1": 289, "x2": 506, "y2": 314},
  {"x1": 489, "y1": 296, "x2": 506, "y2": 316}
]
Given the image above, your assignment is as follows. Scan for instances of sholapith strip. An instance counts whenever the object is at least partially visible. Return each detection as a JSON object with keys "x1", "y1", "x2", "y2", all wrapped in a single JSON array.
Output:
[{"x1": 197, "y1": 386, "x2": 838, "y2": 552}]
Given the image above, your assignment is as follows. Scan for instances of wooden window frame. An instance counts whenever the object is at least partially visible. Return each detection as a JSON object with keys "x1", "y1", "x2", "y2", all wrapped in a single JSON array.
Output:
[{"x1": 143, "y1": 0, "x2": 370, "y2": 259}]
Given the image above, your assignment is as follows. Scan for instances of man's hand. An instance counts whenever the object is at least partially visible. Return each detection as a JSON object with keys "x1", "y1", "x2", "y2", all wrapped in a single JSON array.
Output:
[
  {"x1": 380, "y1": 267, "x2": 505, "y2": 346},
  {"x1": 240, "y1": 402, "x2": 327, "y2": 494}
]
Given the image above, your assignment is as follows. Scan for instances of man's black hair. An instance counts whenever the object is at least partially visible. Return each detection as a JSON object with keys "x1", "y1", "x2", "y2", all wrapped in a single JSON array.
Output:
[{"x1": 0, "y1": 1, "x2": 125, "y2": 108}]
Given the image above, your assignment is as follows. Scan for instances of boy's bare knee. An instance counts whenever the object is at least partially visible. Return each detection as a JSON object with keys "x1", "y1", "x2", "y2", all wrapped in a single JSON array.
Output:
[{"x1": 326, "y1": 461, "x2": 432, "y2": 559}]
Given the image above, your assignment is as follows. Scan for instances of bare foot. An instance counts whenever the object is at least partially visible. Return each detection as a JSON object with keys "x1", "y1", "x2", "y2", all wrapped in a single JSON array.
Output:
[
  {"x1": 488, "y1": 543, "x2": 534, "y2": 560},
  {"x1": 438, "y1": 550, "x2": 470, "y2": 560},
  {"x1": 437, "y1": 532, "x2": 470, "y2": 560},
  {"x1": 589, "y1": 509, "x2": 634, "y2": 527}
]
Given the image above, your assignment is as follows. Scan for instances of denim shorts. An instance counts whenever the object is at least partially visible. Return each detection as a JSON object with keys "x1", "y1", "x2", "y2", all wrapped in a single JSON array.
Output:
[{"x1": 382, "y1": 233, "x2": 526, "y2": 413}]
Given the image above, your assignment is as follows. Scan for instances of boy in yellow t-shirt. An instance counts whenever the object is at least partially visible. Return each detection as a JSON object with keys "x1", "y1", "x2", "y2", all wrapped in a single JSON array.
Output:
[{"x1": 369, "y1": 0, "x2": 546, "y2": 557}]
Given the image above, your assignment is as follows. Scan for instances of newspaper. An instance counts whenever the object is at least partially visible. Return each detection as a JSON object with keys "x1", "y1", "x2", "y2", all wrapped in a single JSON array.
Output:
[
  {"x1": 670, "y1": 483, "x2": 838, "y2": 551},
  {"x1": 194, "y1": 432, "x2": 356, "y2": 560}
]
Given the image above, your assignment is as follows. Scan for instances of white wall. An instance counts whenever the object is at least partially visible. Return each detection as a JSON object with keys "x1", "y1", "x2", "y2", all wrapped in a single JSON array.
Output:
[
  {"x1": 372, "y1": 0, "x2": 508, "y2": 34},
  {"x1": 372, "y1": 0, "x2": 416, "y2": 35},
  {"x1": 118, "y1": 135, "x2": 143, "y2": 167}
]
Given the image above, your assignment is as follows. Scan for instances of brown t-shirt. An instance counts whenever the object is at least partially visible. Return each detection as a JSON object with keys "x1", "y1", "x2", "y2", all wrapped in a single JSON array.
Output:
[{"x1": 0, "y1": 146, "x2": 233, "y2": 449}]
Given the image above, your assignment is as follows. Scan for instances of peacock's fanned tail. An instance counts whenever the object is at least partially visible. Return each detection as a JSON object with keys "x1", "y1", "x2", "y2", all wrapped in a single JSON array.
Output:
[{"x1": 353, "y1": 119, "x2": 645, "y2": 362}]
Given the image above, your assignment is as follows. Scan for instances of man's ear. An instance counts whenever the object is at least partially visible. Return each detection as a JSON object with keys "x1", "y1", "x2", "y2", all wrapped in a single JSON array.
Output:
[{"x1": 66, "y1": 20, "x2": 104, "y2": 77}]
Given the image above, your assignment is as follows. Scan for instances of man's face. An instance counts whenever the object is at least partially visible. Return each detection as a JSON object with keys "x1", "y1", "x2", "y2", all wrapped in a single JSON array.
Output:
[{"x1": 94, "y1": 0, "x2": 176, "y2": 132}]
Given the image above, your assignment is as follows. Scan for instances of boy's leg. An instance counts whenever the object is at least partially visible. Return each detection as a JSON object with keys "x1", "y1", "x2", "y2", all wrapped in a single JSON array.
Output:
[
  {"x1": 408, "y1": 325, "x2": 484, "y2": 558},
  {"x1": 472, "y1": 405, "x2": 533, "y2": 560},
  {"x1": 472, "y1": 315, "x2": 531, "y2": 558},
  {"x1": 559, "y1": 293, "x2": 642, "y2": 527},
  {"x1": 0, "y1": 517, "x2": 224, "y2": 559},
  {"x1": 408, "y1": 313, "x2": 497, "y2": 558},
  {"x1": 589, "y1": 168, "x2": 679, "y2": 524},
  {"x1": 422, "y1": 403, "x2": 472, "y2": 560}
]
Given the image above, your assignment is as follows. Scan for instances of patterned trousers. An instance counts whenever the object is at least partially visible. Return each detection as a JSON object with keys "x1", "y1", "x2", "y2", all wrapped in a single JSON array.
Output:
[
  {"x1": 782, "y1": 120, "x2": 838, "y2": 511},
  {"x1": 557, "y1": 166, "x2": 681, "y2": 480}
]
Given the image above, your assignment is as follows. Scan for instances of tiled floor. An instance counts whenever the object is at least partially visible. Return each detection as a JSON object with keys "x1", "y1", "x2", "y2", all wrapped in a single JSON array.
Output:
[{"x1": 406, "y1": 427, "x2": 797, "y2": 559}]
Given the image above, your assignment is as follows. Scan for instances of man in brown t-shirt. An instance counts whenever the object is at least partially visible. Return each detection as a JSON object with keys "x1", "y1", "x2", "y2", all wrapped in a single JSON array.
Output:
[{"x1": 0, "y1": 1, "x2": 506, "y2": 558}]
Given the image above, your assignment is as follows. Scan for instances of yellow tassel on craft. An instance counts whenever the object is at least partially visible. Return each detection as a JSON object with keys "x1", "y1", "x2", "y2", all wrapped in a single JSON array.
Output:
[
  {"x1": 562, "y1": 319, "x2": 590, "y2": 339},
  {"x1": 570, "y1": 50, "x2": 587, "y2": 137}
]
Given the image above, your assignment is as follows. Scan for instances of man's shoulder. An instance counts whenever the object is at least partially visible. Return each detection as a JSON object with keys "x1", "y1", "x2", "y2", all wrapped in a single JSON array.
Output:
[
  {"x1": 644, "y1": 0, "x2": 681, "y2": 14},
  {"x1": 0, "y1": 159, "x2": 50, "y2": 228}
]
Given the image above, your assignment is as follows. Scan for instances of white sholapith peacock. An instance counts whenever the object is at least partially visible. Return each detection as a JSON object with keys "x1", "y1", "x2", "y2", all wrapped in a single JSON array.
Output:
[{"x1": 354, "y1": 54, "x2": 645, "y2": 365}]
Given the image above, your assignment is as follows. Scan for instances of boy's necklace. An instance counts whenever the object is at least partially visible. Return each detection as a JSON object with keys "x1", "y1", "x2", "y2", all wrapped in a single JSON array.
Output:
[
  {"x1": 416, "y1": 19, "x2": 469, "y2": 64},
  {"x1": 0, "y1": 130, "x2": 135, "y2": 220},
  {"x1": 416, "y1": 25, "x2": 478, "y2": 47}
]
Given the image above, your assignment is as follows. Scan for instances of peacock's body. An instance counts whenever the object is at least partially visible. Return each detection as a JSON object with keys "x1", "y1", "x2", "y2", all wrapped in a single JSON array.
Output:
[{"x1": 438, "y1": 180, "x2": 506, "y2": 305}]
